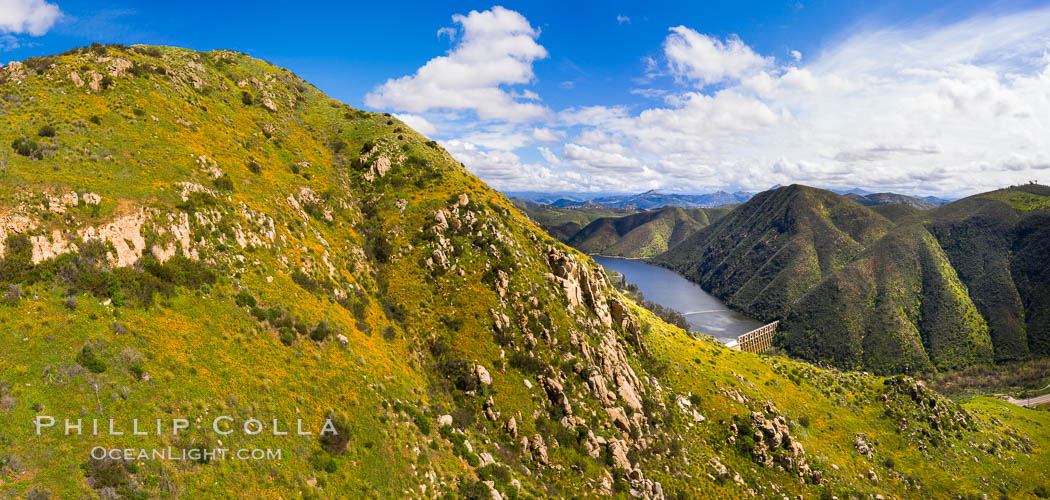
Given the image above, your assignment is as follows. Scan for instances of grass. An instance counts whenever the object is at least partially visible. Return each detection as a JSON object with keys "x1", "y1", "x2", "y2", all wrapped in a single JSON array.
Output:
[{"x1": 0, "y1": 44, "x2": 1047, "y2": 498}]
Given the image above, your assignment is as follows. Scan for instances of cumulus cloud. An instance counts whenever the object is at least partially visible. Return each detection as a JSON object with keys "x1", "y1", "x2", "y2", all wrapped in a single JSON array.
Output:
[
  {"x1": 617, "y1": 14, "x2": 631, "y2": 24},
  {"x1": 394, "y1": 113, "x2": 438, "y2": 136},
  {"x1": 0, "y1": 0, "x2": 62, "y2": 36},
  {"x1": 550, "y1": 7, "x2": 1050, "y2": 196},
  {"x1": 369, "y1": 5, "x2": 1050, "y2": 197},
  {"x1": 663, "y1": 26, "x2": 771, "y2": 86},
  {"x1": 366, "y1": 6, "x2": 549, "y2": 122}
]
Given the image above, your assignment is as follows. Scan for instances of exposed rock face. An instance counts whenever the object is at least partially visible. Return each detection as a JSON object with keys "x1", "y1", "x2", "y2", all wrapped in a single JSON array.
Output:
[
  {"x1": 738, "y1": 402, "x2": 821, "y2": 483},
  {"x1": 503, "y1": 417, "x2": 518, "y2": 439},
  {"x1": 107, "y1": 58, "x2": 133, "y2": 77},
  {"x1": 545, "y1": 246, "x2": 612, "y2": 326},
  {"x1": 4, "y1": 61, "x2": 27, "y2": 82},
  {"x1": 607, "y1": 439, "x2": 632, "y2": 472},
  {"x1": 855, "y1": 433, "x2": 873, "y2": 457},
  {"x1": 538, "y1": 375, "x2": 572, "y2": 416},
  {"x1": 529, "y1": 434, "x2": 549, "y2": 466},
  {"x1": 68, "y1": 71, "x2": 84, "y2": 87},
  {"x1": 437, "y1": 415, "x2": 453, "y2": 427}
]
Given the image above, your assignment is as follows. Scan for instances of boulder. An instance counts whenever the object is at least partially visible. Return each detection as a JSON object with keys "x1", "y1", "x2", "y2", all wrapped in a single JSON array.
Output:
[
  {"x1": 437, "y1": 415, "x2": 453, "y2": 427},
  {"x1": 475, "y1": 364, "x2": 493, "y2": 386},
  {"x1": 530, "y1": 434, "x2": 549, "y2": 466},
  {"x1": 607, "y1": 439, "x2": 632, "y2": 472}
]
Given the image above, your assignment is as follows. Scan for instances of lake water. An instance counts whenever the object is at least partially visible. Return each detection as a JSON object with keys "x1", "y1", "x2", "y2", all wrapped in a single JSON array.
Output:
[{"x1": 593, "y1": 256, "x2": 762, "y2": 344}]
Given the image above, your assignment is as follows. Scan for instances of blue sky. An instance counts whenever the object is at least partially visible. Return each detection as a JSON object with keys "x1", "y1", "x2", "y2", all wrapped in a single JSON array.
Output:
[{"x1": 4, "y1": 0, "x2": 1050, "y2": 196}]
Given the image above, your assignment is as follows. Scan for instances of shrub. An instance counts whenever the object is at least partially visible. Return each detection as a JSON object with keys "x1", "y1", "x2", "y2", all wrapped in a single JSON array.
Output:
[
  {"x1": 291, "y1": 271, "x2": 319, "y2": 293},
  {"x1": 89, "y1": 115, "x2": 102, "y2": 125},
  {"x1": 64, "y1": 295, "x2": 78, "y2": 310},
  {"x1": 310, "y1": 320, "x2": 332, "y2": 341},
  {"x1": 77, "y1": 344, "x2": 107, "y2": 373},
  {"x1": 1, "y1": 284, "x2": 21, "y2": 306},
  {"x1": 234, "y1": 290, "x2": 256, "y2": 308},
  {"x1": 319, "y1": 411, "x2": 351, "y2": 455},
  {"x1": 100, "y1": 75, "x2": 114, "y2": 89},
  {"x1": 240, "y1": 91, "x2": 253, "y2": 105},
  {"x1": 213, "y1": 174, "x2": 234, "y2": 191},
  {"x1": 1036, "y1": 486, "x2": 1050, "y2": 499},
  {"x1": 0, "y1": 235, "x2": 34, "y2": 282},
  {"x1": 37, "y1": 125, "x2": 56, "y2": 137},
  {"x1": 368, "y1": 234, "x2": 393, "y2": 264},
  {"x1": 329, "y1": 138, "x2": 347, "y2": 154},
  {"x1": 11, "y1": 137, "x2": 43, "y2": 159},
  {"x1": 381, "y1": 326, "x2": 396, "y2": 341},
  {"x1": 246, "y1": 158, "x2": 261, "y2": 174},
  {"x1": 278, "y1": 327, "x2": 296, "y2": 346},
  {"x1": 508, "y1": 352, "x2": 551, "y2": 376}
]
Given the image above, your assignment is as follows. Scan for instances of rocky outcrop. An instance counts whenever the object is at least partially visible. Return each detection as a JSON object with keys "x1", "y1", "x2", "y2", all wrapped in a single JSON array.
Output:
[
  {"x1": 538, "y1": 375, "x2": 572, "y2": 416},
  {"x1": 545, "y1": 246, "x2": 612, "y2": 326},
  {"x1": 737, "y1": 402, "x2": 821, "y2": 484},
  {"x1": 855, "y1": 433, "x2": 873, "y2": 457}
]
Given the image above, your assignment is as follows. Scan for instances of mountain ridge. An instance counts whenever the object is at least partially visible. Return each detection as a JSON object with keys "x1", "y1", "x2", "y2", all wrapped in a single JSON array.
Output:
[{"x1": 0, "y1": 44, "x2": 1047, "y2": 498}]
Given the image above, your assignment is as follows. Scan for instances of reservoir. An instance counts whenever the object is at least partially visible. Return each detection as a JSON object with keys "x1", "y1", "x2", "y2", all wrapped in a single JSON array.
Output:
[{"x1": 593, "y1": 256, "x2": 762, "y2": 344}]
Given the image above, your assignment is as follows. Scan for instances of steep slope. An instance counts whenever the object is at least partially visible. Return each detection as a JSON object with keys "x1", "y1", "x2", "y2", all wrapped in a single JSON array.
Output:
[
  {"x1": 782, "y1": 223, "x2": 993, "y2": 373},
  {"x1": 566, "y1": 206, "x2": 732, "y2": 258},
  {"x1": 657, "y1": 185, "x2": 894, "y2": 321},
  {"x1": 922, "y1": 184, "x2": 1050, "y2": 360},
  {"x1": 0, "y1": 45, "x2": 1048, "y2": 499}
]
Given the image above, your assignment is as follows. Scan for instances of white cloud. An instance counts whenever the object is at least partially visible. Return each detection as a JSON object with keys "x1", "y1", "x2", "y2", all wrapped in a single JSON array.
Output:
[
  {"x1": 545, "y1": 7, "x2": 1050, "y2": 196},
  {"x1": 0, "y1": 0, "x2": 61, "y2": 36},
  {"x1": 563, "y1": 143, "x2": 644, "y2": 172},
  {"x1": 394, "y1": 113, "x2": 438, "y2": 136},
  {"x1": 617, "y1": 14, "x2": 631, "y2": 24},
  {"x1": 663, "y1": 26, "x2": 771, "y2": 86},
  {"x1": 531, "y1": 127, "x2": 563, "y2": 142},
  {"x1": 371, "y1": 5, "x2": 1050, "y2": 197},
  {"x1": 366, "y1": 6, "x2": 549, "y2": 122}
]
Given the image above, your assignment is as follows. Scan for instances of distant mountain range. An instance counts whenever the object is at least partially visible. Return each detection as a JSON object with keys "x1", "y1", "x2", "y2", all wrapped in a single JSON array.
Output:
[
  {"x1": 844, "y1": 192, "x2": 950, "y2": 209},
  {"x1": 508, "y1": 188, "x2": 952, "y2": 211},
  {"x1": 551, "y1": 190, "x2": 754, "y2": 209}
]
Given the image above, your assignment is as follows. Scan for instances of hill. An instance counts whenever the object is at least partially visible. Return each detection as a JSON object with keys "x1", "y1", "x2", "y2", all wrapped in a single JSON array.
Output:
[
  {"x1": 658, "y1": 183, "x2": 1050, "y2": 373},
  {"x1": 845, "y1": 192, "x2": 937, "y2": 209},
  {"x1": 657, "y1": 185, "x2": 894, "y2": 321},
  {"x1": 566, "y1": 206, "x2": 732, "y2": 258},
  {"x1": 509, "y1": 198, "x2": 639, "y2": 240},
  {"x1": 0, "y1": 45, "x2": 1048, "y2": 498}
]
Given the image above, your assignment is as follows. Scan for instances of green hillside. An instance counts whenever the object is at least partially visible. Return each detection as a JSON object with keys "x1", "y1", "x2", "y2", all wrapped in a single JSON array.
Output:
[
  {"x1": 782, "y1": 223, "x2": 993, "y2": 373},
  {"x1": 657, "y1": 185, "x2": 894, "y2": 321},
  {"x1": 1, "y1": 45, "x2": 1049, "y2": 499},
  {"x1": 657, "y1": 183, "x2": 1050, "y2": 374},
  {"x1": 566, "y1": 206, "x2": 731, "y2": 258},
  {"x1": 509, "y1": 198, "x2": 639, "y2": 240}
]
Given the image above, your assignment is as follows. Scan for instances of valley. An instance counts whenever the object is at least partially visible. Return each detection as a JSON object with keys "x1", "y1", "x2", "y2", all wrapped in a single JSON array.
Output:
[{"x1": 0, "y1": 43, "x2": 1047, "y2": 499}]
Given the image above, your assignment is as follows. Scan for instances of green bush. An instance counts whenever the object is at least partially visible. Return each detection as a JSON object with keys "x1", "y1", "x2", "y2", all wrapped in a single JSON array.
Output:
[
  {"x1": 246, "y1": 158, "x2": 261, "y2": 174},
  {"x1": 310, "y1": 320, "x2": 332, "y2": 341},
  {"x1": 235, "y1": 290, "x2": 256, "y2": 308},
  {"x1": 37, "y1": 125, "x2": 56, "y2": 137},
  {"x1": 213, "y1": 174, "x2": 234, "y2": 191},
  {"x1": 11, "y1": 137, "x2": 43, "y2": 159},
  {"x1": 279, "y1": 327, "x2": 296, "y2": 346},
  {"x1": 77, "y1": 345, "x2": 107, "y2": 373},
  {"x1": 240, "y1": 91, "x2": 253, "y2": 105}
]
